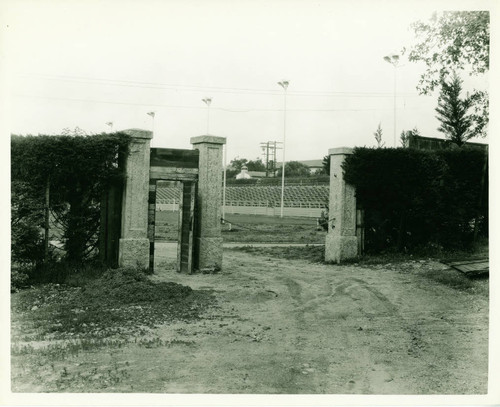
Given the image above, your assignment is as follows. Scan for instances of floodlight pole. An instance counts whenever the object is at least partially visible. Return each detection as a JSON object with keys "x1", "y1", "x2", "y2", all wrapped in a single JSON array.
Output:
[
  {"x1": 106, "y1": 122, "x2": 113, "y2": 133},
  {"x1": 202, "y1": 98, "x2": 212, "y2": 134},
  {"x1": 147, "y1": 111, "x2": 155, "y2": 136},
  {"x1": 278, "y1": 80, "x2": 289, "y2": 218},
  {"x1": 383, "y1": 54, "x2": 399, "y2": 147}
]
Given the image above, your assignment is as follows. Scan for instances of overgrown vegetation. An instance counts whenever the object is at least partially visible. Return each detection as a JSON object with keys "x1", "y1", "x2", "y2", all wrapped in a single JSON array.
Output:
[
  {"x1": 230, "y1": 245, "x2": 325, "y2": 263},
  {"x1": 400, "y1": 127, "x2": 420, "y2": 148},
  {"x1": 343, "y1": 147, "x2": 488, "y2": 253},
  {"x1": 11, "y1": 267, "x2": 215, "y2": 346},
  {"x1": 222, "y1": 221, "x2": 326, "y2": 244},
  {"x1": 373, "y1": 123, "x2": 385, "y2": 148},
  {"x1": 11, "y1": 133, "x2": 130, "y2": 284},
  {"x1": 435, "y1": 73, "x2": 475, "y2": 145}
]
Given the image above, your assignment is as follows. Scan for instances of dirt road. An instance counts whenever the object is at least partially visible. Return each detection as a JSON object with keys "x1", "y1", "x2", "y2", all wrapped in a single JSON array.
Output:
[
  {"x1": 11, "y1": 249, "x2": 488, "y2": 394},
  {"x1": 145, "y1": 250, "x2": 488, "y2": 394}
]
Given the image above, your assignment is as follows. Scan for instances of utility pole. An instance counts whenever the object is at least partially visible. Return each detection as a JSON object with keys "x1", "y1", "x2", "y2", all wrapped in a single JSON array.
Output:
[{"x1": 260, "y1": 141, "x2": 282, "y2": 177}]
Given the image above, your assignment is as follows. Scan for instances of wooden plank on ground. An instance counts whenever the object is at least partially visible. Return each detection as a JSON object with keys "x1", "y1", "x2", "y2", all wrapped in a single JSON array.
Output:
[{"x1": 446, "y1": 258, "x2": 489, "y2": 276}]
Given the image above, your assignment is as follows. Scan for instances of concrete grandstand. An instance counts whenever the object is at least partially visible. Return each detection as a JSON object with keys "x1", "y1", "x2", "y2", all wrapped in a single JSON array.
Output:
[{"x1": 156, "y1": 183, "x2": 329, "y2": 218}]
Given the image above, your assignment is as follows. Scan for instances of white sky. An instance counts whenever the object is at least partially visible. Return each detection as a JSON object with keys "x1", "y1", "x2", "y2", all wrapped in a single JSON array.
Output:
[
  {"x1": 1, "y1": 0, "x2": 493, "y2": 162},
  {"x1": 1, "y1": 2, "x2": 500, "y2": 404}
]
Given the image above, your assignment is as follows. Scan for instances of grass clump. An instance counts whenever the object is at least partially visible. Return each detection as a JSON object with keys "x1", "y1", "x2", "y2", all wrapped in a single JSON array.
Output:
[
  {"x1": 11, "y1": 267, "x2": 215, "y2": 349},
  {"x1": 230, "y1": 245, "x2": 325, "y2": 263}
]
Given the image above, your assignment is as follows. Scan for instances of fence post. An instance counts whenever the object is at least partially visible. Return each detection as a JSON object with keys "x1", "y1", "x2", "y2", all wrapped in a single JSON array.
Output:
[
  {"x1": 325, "y1": 147, "x2": 358, "y2": 263},
  {"x1": 118, "y1": 129, "x2": 153, "y2": 270},
  {"x1": 190, "y1": 135, "x2": 226, "y2": 271}
]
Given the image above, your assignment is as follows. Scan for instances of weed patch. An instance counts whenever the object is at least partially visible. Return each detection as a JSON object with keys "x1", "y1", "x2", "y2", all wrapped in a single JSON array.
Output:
[
  {"x1": 222, "y1": 223, "x2": 325, "y2": 244},
  {"x1": 11, "y1": 267, "x2": 216, "y2": 353},
  {"x1": 229, "y1": 245, "x2": 325, "y2": 263}
]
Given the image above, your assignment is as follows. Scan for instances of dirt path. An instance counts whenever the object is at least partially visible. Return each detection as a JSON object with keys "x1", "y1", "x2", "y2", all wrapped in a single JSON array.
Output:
[{"x1": 11, "y1": 250, "x2": 488, "y2": 394}]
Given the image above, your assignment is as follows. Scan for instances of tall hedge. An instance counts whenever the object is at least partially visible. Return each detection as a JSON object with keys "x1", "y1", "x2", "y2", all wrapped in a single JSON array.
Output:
[
  {"x1": 11, "y1": 133, "x2": 130, "y2": 269},
  {"x1": 343, "y1": 147, "x2": 488, "y2": 252}
]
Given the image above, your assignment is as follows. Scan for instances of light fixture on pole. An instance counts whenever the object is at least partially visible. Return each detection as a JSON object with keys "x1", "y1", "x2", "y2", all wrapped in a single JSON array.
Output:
[
  {"x1": 147, "y1": 111, "x2": 155, "y2": 136},
  {"x1": 202, "y1": 98, "x2": 212, "y2": 134},
  {"x1": 105, "y1": 122, "x2": 113, "y2": 133},
  {"x1": 383, "y1": 54, "x2": 400, "y2": 147},
  {"x1": 277, "y1": 80, "x2": 289, "y2": 218}
]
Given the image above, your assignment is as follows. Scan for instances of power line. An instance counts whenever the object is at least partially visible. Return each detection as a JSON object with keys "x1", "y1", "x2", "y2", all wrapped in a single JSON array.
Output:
[
  {"x1": 14, "y1": 93, "x2": 418, "y2": 112},
  {"x1": 17, "y1": 72, "x2": 425, "y2": 98}
]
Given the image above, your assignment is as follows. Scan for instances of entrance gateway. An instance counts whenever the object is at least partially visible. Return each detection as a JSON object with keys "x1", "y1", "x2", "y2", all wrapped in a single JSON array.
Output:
[
  {"x1": 106, "y1": 129, "x2": 357, "y2": 271},
  {"x1": 117, "y1": 129, "x2": 226, "y2": 273}
]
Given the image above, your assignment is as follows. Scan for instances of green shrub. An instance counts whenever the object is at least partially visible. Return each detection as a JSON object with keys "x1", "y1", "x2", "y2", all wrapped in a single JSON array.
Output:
[
  {"x1": 11, "y1": 267, "x2": 30, "y2": 292},
  {"x1": 11, "y1": 133, "x2": 130, "y2": 269},
  {"x1": 343, "y1": 147, "x2": 488, "y2": 252}
]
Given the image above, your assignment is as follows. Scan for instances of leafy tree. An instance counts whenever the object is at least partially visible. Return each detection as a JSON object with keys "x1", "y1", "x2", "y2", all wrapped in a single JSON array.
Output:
[
  {"x1": 400, "y1": 127, "x2": 421, "y2": 148},
  {"x1": 227, "y1": 157, "x2": 266, "y2": 178},
  {"x1": 318, "y1": 155, "x2": 330, "y2": 175},
  {"x1": 276, "y1": 161, "x2": 311, "y2": 177},
  {"x1": 405, "y1": 11, "x2": 489, "y2": 136},
  {"x1": 435, "y1": 73, "x2": 473, "y2": 146},
  {"x1": 229, "y1": 157, "x2": 248, "y2": 172},
  {"x1": 374, "y1": 123, "x2": 385, "y2": 148},
  {"x1": 247, "y1": 158, "x2": 266, "y2": 171}
]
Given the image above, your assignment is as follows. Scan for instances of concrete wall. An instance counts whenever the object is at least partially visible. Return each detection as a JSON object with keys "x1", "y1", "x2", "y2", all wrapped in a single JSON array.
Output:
[{"x1": 222, "y1": 205, "x2": 323, "y2": 218}]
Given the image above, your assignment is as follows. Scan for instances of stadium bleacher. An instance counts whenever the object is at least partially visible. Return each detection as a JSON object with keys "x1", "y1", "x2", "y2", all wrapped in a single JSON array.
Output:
[{"x1": 156, "y1": 184, "x2": 328, "y2": 208}]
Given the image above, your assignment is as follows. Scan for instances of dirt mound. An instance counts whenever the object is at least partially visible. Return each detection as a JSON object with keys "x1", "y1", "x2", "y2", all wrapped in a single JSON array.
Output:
[
  {"x1": 12, "y1": 268, "x2": 216, "y2": 340},
  {"x1": 78, "y1": 268, "x2": 193, "y2": 306}
]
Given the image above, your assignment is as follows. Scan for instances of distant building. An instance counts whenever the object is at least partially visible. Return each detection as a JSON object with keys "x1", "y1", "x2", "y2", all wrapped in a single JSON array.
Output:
[
  {"x1": 235, "y1": 165, "x2": 252, "y2": 180},
  {"x1": 408, "y1": 135, "x2": 488, "y2": 151},
  {"x1": 247, "y1": 171, "x2": 266, "y2": 179},
  {"x1": 275, "y1": 159, "x2": 324, "y2": 174},
  {"x1": 298, "y1": 159, "x2": 323, "y2": 174}
]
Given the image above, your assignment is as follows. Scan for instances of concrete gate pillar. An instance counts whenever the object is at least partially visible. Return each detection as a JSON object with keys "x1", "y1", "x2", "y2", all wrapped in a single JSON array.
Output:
[
  {"x1": 325, "y1": 147, "x2": 358, "y2": 263},
  {"x1": 190, "y1": 135, "x2": 226, "y2": 271},
  {"x1": 118, "y1": 129, "x2": 153, "y2": 269}
]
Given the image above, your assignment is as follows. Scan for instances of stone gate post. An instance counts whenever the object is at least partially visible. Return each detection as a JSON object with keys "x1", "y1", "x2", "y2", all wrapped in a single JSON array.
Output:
[
  {"x1": 118, "y1": 129, "x2": 153, "y2": 269},
  {"x1": 190, "y1": 135, "x2": 226, "y2": 271},
  {"x1": 325, "y1": 147, "x2": 358, "y2": 263}
]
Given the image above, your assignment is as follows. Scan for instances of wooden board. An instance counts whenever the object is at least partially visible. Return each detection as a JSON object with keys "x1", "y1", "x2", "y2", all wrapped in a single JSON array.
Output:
[
  {"x1": 177, "y1": 181, "x2": 195, "y2": 274},
  {"x1": 150, "y1": 148, "x2": 199, "y2": 168},
  {"x1": 447, "y1": 258, "x2": 489, "y2": 276},
  {"x1": 150, "y1": 166, "x2": 198, "y2": 181}
]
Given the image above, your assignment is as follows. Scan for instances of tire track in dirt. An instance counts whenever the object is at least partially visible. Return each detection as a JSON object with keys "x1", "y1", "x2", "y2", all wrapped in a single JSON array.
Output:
[{"x1": 274, "y1": 267, "x2": 426, "y2": 393}]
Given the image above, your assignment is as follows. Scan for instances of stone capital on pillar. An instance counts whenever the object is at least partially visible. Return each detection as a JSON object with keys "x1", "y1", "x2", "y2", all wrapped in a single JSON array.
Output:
[
  {"x1": 122, "y1": 128, "x2": 153, "y2": 140},
  {"x1": 191, "y1": 135, "x2": 226, "y2": 271},
  {"x1": 328, "y1": 147, "x2": 353, "y2": 156},
  {"x1": 190, "y1": 135, "x2": 226, "y2": 146},
  {"x1": 118, "y1": 128, "x2": 153, "y2": 269},
  {"x1": 325, "y1": 146, "x2": 358, "y2": 263}
]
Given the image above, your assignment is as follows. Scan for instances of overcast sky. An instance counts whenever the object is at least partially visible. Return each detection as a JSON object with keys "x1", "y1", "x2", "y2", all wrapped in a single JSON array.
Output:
[{"x1": 1, "y1": 0, "x2": 492, "y2": 162}]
